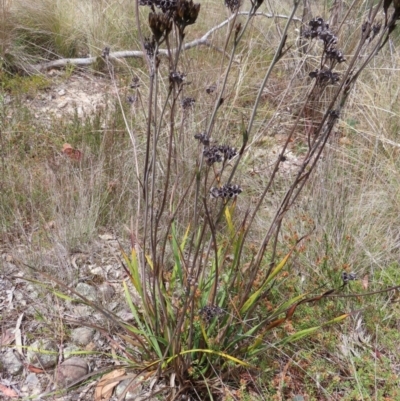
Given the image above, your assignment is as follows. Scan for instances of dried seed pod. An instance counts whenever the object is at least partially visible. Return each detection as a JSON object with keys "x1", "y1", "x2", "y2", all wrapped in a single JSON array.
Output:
[
  {"x1": 194, "y1": 132, "x2": 210, "y2": 146},
  {"x1": 342, "y1": 271, "x2": 357, "y2": 284},
  {"x1": 144, "y1": 37, "x2": 156, "y2": 58},
  {"x1": 181, "y1": 97, "x2": 195, "y2": 109},
  {"x1": 174, "y1": 0, "x2": 200, "y2": 31},
  {"x1": 157, "y1": 0, "x2": 178, "y2": 13},
  {"x1": 169, "y1": 71, "x2": 186, "y2": 87},
  {"x1": 199, "y1": 305, "x2": 225, "y2": 322},
  {"x1": 209, "y1": 184, "x2": 242, "y2": 199},
  {"x1": 206, "y1": 84, "x2": 216, "y2": 94},
  {"x1": 217, "y1": 145, "x2": 237, "y2": 160},
  {"x1": 209, "y1": 187, "x2": 221, "y2": 198},
  {"x1": 225, "y1": 0, "x2": 241, "y2": 13},
  {"x1": 309, "y1": 68, "x2": 340, "y2": 86},
  {"x1": 149, "y1": 12, "x2": 172, "y2": 43},
  {"x1": 130, "y1": 77, "x2": 140, "y2": 89},
  {"x1": 140, "y1": 0, "x2": 178, "y2": 13},
  {"x1": 204, "y1": 147, "x2": 223, "y2": 165},
  {"x1": 326, "y1": 48, "x2": 346, "y2": 64}
]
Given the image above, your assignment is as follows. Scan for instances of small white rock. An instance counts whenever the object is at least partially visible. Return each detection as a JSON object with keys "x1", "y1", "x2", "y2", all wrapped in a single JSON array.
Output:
[{"x1": 57, "y1": 100, "x2": 68, "y2": 109}]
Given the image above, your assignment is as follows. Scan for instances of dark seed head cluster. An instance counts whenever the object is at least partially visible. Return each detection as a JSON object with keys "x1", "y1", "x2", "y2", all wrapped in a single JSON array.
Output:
[
  {"x1": 144, "y1": 37, "x2": 156, "y2": 58},
  {"x1": 342, "y1": 271, "x2": 357, "y2": 284},
  {"x1": 194, "y1": 132, "x2": 210, "y2": 146},
  {"x1": 199, "y1": 305, "x2": 225, "y2": 323},
  {"x1": 304, "y1": 17, "x2": 346, "y2": 87},
  {"x1": 181, "y1": 97, "x2": 195, "y2": 110},
  {"x1": 141, "y1": 0, "x2": 200, "y2": 32},
  {"x1": 169, "y1": 71, "x2": 186, "y2": 88},
  {"x1": 194, "y1": 129, "x2": 241, "y2": 199},
  {"x1": 224, "y1": 0, "x2": 241, "y2": 13},
  {"x1": 202, "y1": 145, "x2": 237, "y2": 166},
  {"x1": 210, "y1": 184, "x2": 242, "y2": 199},
  {"x1": 309, "y1": 69, "x2": 340, "y2": 86},
  {"x1": 149, "y1": 12, "x2": 172, "y2": 43}
]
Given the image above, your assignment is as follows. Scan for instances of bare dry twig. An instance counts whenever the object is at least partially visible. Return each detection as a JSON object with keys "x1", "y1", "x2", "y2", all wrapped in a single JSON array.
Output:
[{"x1": 25, "y1": 12, "x2": 300, "y2": 72}]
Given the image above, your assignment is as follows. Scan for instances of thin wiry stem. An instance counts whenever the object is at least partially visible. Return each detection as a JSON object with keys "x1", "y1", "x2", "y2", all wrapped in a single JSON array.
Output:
[
  {"x1": 225, "y1": 0, "x2": 301, "y2": 187},
  {"x1": 250, "y1": 1, "x2": 384, "y2": 286}
]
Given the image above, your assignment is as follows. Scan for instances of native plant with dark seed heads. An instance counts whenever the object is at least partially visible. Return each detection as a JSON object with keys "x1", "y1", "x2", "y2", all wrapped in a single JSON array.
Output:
[
  {"x1": 303, "y1": 17, "x2": 346, "y2": 67},
  {"x1": 114, "y1": 3, "x2": 395, "y2": 399}
]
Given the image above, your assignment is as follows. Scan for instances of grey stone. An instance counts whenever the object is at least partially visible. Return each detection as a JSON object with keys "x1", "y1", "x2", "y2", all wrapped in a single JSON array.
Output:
[
  {"x1": 75, "y1": 282, "x2": 97, "y2": 302},
  {"x1": 55, "y1": 357, "x2": 88, "y2": 388},
  {"x1": 27, "y1": 339, "x2": 58, "y2": 369},
  {"x1": 1, "y1": 349, "x2": 23, "y2": 375},
  {"x1": 98, "y1": 283, "x2": 115, "y2": 302},
  {"x1": 63, "y1": 344, "x2": 80, "y2": 359},
  {"x1": 73, "y1": 305, "x2": 92, "y2": 318},
  {"x1": 71, "y1": 327, "x2": 95, "y2": 346}
]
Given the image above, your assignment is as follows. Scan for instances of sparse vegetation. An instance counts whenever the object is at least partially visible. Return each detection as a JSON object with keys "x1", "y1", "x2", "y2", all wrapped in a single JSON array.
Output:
[{"x1": 1, "y1": 0, "x2": 400, "y2": 400}]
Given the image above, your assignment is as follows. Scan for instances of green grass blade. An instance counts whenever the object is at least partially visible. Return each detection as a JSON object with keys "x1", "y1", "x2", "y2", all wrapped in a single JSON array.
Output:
[
  {"x1": 122, "y1": 248, "x2": 143, "y2": 298},
  {"x1": 166, "y1": 349, "x2": 251, "y2": 367},
  {"x1": 123, "y1": 281, "x2": 148, "y2": 335},
  {"x1": 171, "y1": 222, "x2": 183, "y2": 284},
  {"x1": 53, "y1": 290, "x2": 74, "y2": 302},
  {"x1": 240, "y1": 249, "x2": 293, "y2": 315},
  {"x1": 278, "y1": 313, "x2": 349, "y2": 346},
  {"x1": 224, "y1": 204, "x2": 234, "y2": 236}
]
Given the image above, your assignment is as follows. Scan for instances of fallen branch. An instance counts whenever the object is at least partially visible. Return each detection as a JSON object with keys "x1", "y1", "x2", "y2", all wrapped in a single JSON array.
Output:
[{"x1": 26, "y1": 12, "x2": 300, "y2": 73}]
